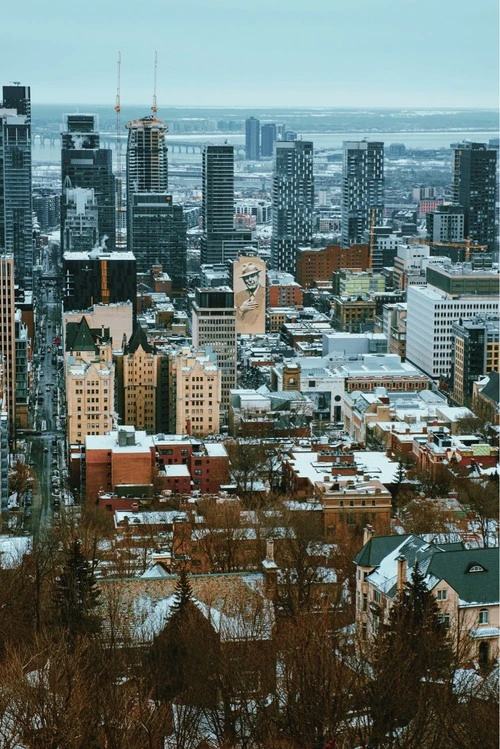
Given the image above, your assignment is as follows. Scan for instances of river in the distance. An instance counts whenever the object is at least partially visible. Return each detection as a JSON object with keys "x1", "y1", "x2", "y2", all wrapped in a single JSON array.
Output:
[{"x1": 32, "y1": 130, "x2": 497, "y2": 165}]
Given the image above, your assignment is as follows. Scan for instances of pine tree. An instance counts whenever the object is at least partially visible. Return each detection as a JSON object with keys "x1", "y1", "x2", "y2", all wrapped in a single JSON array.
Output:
[
  {"x1": 368, "y1": 563, "x2": 454, "y2": 746},
  {"x1": 170, "y1": 566, "x2": 193, "y2": 615},
  {"x1": 53, "y1": 538, "x2": 101, "y2": 643},
  {"x1": 148, "y1": 568, "x2": 217, "y2": 704}
]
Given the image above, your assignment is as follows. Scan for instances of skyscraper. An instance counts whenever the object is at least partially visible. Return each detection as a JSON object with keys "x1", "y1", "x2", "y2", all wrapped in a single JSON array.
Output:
[
  {"x1": 202, "y1": 144, "x2": 234, "y2": 235},
  {"x1": 0, "y1": 84, "x2": 33, "y2": 289},
  {"x1": 245, "y1": 117, "x2": 260, "y2": 160},
  {"x1": 342, "y1": 140, "x2": 384, "y2": 248},
  {"x1": 61, "y1": 114, "x2": 116, "y2": 251},
  {"x1": 271, "y1": 140, "x2": 314, "y2": 276},
  {"x1": 192, "y1": 287, "x2": 236, "y2": 415},
  {"x1": 0, "y1": 255, "x2": 16, "y2": 433},
  {"x1": 62, "y1": 188, "x2": 99, "y2": 251},
  {"x1": 452, "y1": 142, "x2": 497, "y2": 249},
  {"x1": 200, "y1": 144, "x2": 255, "y2": 264},
  {"x1": 128, "y1": 193, "x2": 187, "y2": 290},
  {"x1": 125, "y1": 115, "x2": 169, "y2": 197},
  {"x1": 261, "y1": 123, "x2": 277, "y2": 157},
  {"x1": 126, "y1": 114, "x2": 186, "y2": 285}
]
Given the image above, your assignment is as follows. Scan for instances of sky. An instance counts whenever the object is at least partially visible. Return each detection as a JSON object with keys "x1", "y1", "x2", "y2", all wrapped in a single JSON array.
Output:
[{"x1": 1, "y1": 0, "x2": 498, "y2": 109}]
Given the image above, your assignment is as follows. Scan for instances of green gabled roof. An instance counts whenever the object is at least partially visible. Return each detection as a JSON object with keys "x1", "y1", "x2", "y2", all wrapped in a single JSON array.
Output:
[
  {"x1": 65, "y1": 317, "x2": 97, "y2": 353},
  {"x1": 480, "y1": 370, "x2": 499, "y2": 406},
  {"x1": 427, "y1": 548, "x2": 499, "y2": 605},
  {"x1": 125, "y1": 323, "x2": 153, "y2": 355},
  {"x1": 353, "y1": 534, "x2": 413, "y2": 568}
]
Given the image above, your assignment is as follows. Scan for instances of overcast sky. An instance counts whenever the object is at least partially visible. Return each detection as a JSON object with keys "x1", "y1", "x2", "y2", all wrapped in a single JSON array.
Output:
[{"x1": 2, "y1": 0, "x2": 498, "y2": 108}]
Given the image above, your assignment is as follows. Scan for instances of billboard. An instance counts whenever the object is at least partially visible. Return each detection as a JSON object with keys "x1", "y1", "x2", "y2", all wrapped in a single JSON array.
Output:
[{"x1": 233, "y1": 256, "x2": 266, "y2": 335}]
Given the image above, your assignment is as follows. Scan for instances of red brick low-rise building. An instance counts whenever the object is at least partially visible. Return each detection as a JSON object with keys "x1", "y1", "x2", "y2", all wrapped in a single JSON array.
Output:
[
  {"x1": 296, "y1": 244, "x2": 370, "y2": 288},
  {"x1": 85, "y1": 428, "x2": 229, "y2": 502}
]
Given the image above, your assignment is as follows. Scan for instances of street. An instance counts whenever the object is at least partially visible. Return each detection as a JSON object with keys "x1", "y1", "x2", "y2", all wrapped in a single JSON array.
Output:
[{"x1": 22, "y1": 243, "x2": 72, "y2": 534}]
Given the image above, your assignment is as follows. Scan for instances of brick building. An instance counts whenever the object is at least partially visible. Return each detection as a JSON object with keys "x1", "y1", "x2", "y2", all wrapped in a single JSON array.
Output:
[
  {"x1": 84, "y1": 429, "x2": 230, "y2": 502},
  {"x1": 296, "y1": 244, "x2": 370, "y2": 289}
]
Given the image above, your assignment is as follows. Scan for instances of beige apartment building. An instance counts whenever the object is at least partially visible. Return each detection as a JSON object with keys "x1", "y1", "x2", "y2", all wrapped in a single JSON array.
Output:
[
  {"x1": 63, "y1": 302, "x2": 134, "y2": 352},
  {"x1": 65, "y1": 317, "x2": 115, "y2": 444},
  {"x1": 169, "y1": 346, "x2": 221, "y2": 438},
  {"x1": 115, "y1": 324, "x2": 160, "y2": 434}
]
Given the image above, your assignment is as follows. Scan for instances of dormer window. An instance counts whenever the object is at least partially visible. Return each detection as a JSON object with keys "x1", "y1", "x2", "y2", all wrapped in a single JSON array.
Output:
[{"x1": 467, "y1": 563, "x2": 486, "y2": 573}]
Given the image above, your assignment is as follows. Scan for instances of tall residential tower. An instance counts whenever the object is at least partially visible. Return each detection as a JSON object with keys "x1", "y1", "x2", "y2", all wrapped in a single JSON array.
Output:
[
  {"x1": 200, "y1": 144, "x2": 254, "y2": 264},
  {"x1": 61, "y1": 114, "x2": 116, "y2": 251},
  {"x1": 452, "y1": 142, "x2": 497, "y2": 249},
  {"x1": 342, "y1": 140, "x2": 384, "y2": 249},
  {"x1": 0, "y1": 84, "x2": 33, "y2": 289},
  {"x1": 126, "y1": 114, "x2": 186, "y2": 289},
  {"x1": 271, "y1": 140, "x2": 314, "y2": 276},
  {"x1": 245, "y1": 117, "x2": 260, "y2": 160}
]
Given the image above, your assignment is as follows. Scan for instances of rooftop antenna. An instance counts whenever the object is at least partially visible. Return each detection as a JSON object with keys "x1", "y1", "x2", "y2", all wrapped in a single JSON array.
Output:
[{"x1": 152, "y1": 50, "x2": 158, "y2": 116}]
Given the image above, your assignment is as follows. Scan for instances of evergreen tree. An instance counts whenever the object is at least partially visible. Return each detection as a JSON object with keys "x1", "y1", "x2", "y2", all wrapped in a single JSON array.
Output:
[
  {"x1": 368, "y1": 562, "x2": 454, "y2": 746},
  {"x1": 53, "y1": 538, "x2": 101, "y2": 643},
  {"x1": 148, "y1": 569, "x2": 218, "y2": 705},
  {"x1": 170, "y1": 566, "x2": 194, "y2": 615}
]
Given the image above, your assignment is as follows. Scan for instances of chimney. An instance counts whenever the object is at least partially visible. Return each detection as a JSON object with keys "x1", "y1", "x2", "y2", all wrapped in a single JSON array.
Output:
[
  {"x1": 262, "y1": 540, "x2": 278, "y2": 600},
  {"x1": 363, "y1": 524, "x2": 374, "y2": 546},
  {"x1": 396, "y1": 555, "x2": 407, "y2": 594}
]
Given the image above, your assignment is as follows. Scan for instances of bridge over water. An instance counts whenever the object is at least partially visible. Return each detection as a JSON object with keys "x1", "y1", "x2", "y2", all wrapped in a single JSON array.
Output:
[{"x1": 33, "y1": 132, "x2": 247, "y2": 157}]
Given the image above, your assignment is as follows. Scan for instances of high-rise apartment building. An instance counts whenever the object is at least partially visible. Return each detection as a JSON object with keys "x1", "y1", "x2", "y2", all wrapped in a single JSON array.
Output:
[
  {"x1": 65, "y1": 316, "x2": 115, "y2": 445},
  {"x1": 128, "y1": 193, "x2": 187, "y2": 289},
  {"x1": 261, "y1": 123, "x2": 277, "y2": 157},
  {"x1": 168, "y1": 346, "x2": 221, "y2": 437},
  {"x1": 200, "y1": 144, "x2": 255, "y2": 264},
  {"x1": 451, "y1": 316, "x2": 499, "y2": 405},
  {"x1": 14, "y1": 309, "x2": 29, "y2": 429},
  {"x1": 126, "y1": 114, "x2": 169, "y2": 244},
  {"x1": 61, "y1": 114, "x2": 115, "y2": 251},
  {"x1": 126, "y1": 115, "x2": 186, "y2": 286},
  {"x1": 115, "y1": 324, "x2": 163, "y2": 434},
  {"x1": 245, "y1": 117, "x2": 260, "y2": 160},
  {"x1": 342, "y1": 140, "x2": 384, "y2": 248},
  {"x1": 192, "y1": 288, "x2": 236, "y2": 414},
  {"x1": 452, "y1": 142, "x2": 497, "y2": 249},
  {"x1": 62, "y1": 187, "x2": 99, "y2": 251},
  {"x1": 202, "y1": 144, "x2": 234, "y2": 234},
  {"x1": 426, "y1": 204, "x2": 465, "y2": 244},
  {"x1": 271, "y1": 140, "x2": 314, "y2": 276},
  {"x1": 0, "y1": 84, "x2": 33, "y2": 290},
  {"x1": 0, "y1": 255, "x2": 16, "y2": 432}
]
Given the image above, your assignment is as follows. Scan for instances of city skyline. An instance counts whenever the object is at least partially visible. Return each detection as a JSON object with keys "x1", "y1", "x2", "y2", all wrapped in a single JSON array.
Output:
[{"x1": 1, "y1": 0, "x2": 498, "y2": 109}]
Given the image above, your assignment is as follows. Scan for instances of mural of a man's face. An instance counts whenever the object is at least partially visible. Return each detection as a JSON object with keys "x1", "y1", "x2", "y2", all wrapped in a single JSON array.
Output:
[{"x1": 243, "y1": 271, "x2": 260, "y2": 293}]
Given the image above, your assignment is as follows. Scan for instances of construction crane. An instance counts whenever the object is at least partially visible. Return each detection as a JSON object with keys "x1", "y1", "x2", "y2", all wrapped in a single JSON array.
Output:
[
  {"x1": 411, "y1": 236, "x2": 488, "y2": 262},
  {"x1": 114, "y1": 52, "x2": 126, "y2": 247},
  {"x1": 152, "y1": 50, "x2": 158, "y2": 116}
]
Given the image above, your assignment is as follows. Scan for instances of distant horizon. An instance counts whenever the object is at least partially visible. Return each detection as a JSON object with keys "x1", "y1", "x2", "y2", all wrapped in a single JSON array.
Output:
[{"x1": 32, "y1": 103, "x2": 499, "y2": 112}]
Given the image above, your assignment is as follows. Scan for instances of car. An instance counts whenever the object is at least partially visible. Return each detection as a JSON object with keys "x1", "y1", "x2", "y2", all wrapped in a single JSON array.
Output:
[{"x1": 43, "y1": 447, "x2": 49, "y2": 453}]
